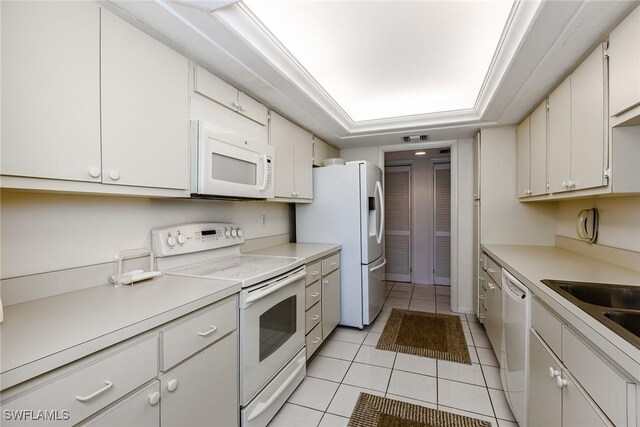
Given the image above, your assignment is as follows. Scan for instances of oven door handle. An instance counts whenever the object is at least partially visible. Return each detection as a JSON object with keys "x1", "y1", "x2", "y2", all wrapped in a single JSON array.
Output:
[
  {"x1": 246, "y1": 356, "x2": 305, "y2": 421},
  {"x1": 245, "y1": 270, "x2": 307, "y2": 304}
]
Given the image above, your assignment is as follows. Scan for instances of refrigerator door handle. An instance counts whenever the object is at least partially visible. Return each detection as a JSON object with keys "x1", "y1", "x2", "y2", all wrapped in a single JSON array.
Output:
[
  {"x1": 376, "y1": 180, "x2": 385, "y2": 244},
  {"x1": 370, "y1": 258, "x2": 387, "y2": 272}
]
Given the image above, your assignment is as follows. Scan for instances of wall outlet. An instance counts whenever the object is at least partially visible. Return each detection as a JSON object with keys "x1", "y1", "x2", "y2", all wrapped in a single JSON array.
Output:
[{"x1": 260, "y1": 215, "x2": 266, "y2": 227}]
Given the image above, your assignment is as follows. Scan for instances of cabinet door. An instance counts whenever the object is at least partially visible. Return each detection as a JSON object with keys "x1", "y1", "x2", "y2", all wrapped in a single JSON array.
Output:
[
  {"x1": 516, "y1": 117, "x2": 531, "y2": 198},
  {"x1": 270, "y1": 112, "x2": 296, "y2": 198},
  {"x1": 313, "y1": 137, "x2": 328, "y2": 167},
  {"x1": 484, "y1": 276, "x2": 502, "y2": 356},
  {"x1": 562, "y1": 371, "x2": 610, "y2": 427},
  {"x1": 528, "y1": 331, "x2": 562, "y2": 427},
  {"x1": 293, "y1": 125, "x2": 314, "y2": 199},
  {"x1": 548, "y1": 77, "x2": 572, "y2": 193},
  {"x1": 609, "y1": 6, "x2": 640, "y2": 116},
  {"x1": 322, "y1": 268, "x2": 341, "y2": 339},
  {"x1": 238, "y1": 91, "x2": 268, "y2": 126},
  {"x1": 161, "y1": 332, "x2": 238, "y2": 427},
  {"x1": 530, "y1": 101, "x2": 548, "y2": 196},
  {"x1": 570, "y1": 45, "x2": 607, "y2": 191},
  {"x1": 101, "y1": 9, "x2": 189, "y2": 190},
  {"x1": 193, "y1": 65, "x2": 239, "y2": 112},
  {"x1": 327, "y1": 144, "x2": 340, "y2": 160},
  {"x1": 1, "y1": 1, "x2": 101, "y2": 182},
  {"x1": 82, "y1": 382, "x2": 160, "y2": 427}
]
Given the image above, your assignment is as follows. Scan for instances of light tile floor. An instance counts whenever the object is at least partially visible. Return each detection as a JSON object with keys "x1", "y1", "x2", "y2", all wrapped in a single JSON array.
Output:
[{"x1": 269, "y1": 282, "x2": 518, "y2": 427}]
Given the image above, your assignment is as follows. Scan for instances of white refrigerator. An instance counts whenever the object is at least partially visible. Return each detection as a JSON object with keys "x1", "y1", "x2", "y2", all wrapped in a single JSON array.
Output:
[{"x1": 296, "y1": 161, "x2": 386, "y2": 329}]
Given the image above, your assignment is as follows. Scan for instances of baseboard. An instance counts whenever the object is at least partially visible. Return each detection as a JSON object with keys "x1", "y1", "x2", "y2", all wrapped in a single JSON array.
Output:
[{"x1": 555, "y1": 235, "x2": 640, "y2": 272}]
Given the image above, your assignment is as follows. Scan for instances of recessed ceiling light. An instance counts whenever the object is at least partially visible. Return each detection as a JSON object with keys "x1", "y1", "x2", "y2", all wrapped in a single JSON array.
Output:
[{"x1": 414, "y1": 151, "x2": 427, "y2": 156}]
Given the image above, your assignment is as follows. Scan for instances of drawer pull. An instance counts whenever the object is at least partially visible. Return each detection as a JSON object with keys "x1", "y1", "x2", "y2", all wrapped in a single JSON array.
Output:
[
  {"x1": 488, "y1": 283, "x2": 496, "y2": 291},
  {"x1": 167, "y1": 379, "x2": 179, "y2": 392},
  {"x1": 310, "y1": 271, "x2": 320, "y2": 276},
  {"x1": 330, "y1": 261, "x2": 337, "y2": 266},
  {"x1": 312, "y1": 337, "x2": 321, "y2": 344},
  {"x1": 548, "y1": 367, "x2": 560, "y2": 378},
  {"x1": 487, "y1": 268, "x2": 496, "y2": 274},
  {"x1": 555, "y1": 376, "x2": 568, "y2": 388},
  {"x1": 197, "y1": 326, "x2": 218, "y2": 337},
  {"x1": 323, "y1": 280, "x2": 329, "y2": 284},
  {"x1": 311, "y1": 315, "x2": 320, "y2": 321},
  {"x1": 76, "y1": 381, "x2": 113, "y2": 402},
  {"x1": 148, "y1": 391, "x2": 161, "y2": 406},
  {"x1": 311, "y1": 292, "x2": 320, "y2": 298},
  {"x1": 479, "y1": 295, "x2": 486, "y2": 300}
]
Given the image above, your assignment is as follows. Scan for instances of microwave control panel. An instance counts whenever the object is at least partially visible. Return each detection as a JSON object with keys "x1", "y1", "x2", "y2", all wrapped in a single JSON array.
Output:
[{"x1": 151, "y1": 222, "x2": 245, "y2": 257}]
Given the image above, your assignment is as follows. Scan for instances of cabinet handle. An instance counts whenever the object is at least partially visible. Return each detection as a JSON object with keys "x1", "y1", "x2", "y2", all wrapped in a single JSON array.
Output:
[
  {"x1": 323, "y1": 279, "x2": 329, "y2": 284},
  {"x1": 89, "y1": 167, "x2": 101, "y2": 178},
  {"x1": 311, "y1": 292, "x2": 320, "y2": 298},
  {"x1": 76, "y1": 381, "x2": 113, "y2": 402},
  {"x1": 238, "y1": 105, "x2": 247, "y2": 112},
  {"x1": 310, "y1": 271, "x2": 320, "y2": 276},
  {"x1": 148, "y1": 391, "x2": 161, "y2": 406},
  {"x1": 167, "y1": 379, "x2": 178, "y2": 392},
  {"x1": 311, "y1": 314, "x2": 320, "y2": 321},
  {"x1": 488, "y1": 283, "x2": 496, "y2": 291},
  {"x1": 312, "y1": 337, "x2": 321, "y2": 344},
  {"x1": 479, "y1": 295, "x2": 486, "y2": 300},
  {"x1": 109, "y1": 170, "x2": 121, "y2": 181},
  {"x1": 548, "y1": 367, "x2": 560, "y2": 378},
  {"x1": 232, "y1": 101, "x2": 240, "y2": 108},
  {"x1": 197, "y1": 325, "x2": 218, "y2": 337},
  {"x1": 330, "y1": 261, "x2": 337, "y2": 266},
  {"x1": 487, "y1": 268, "x2": 496, "y2": 274},
  {"x1": 555, "y1": 376, "x2": 568, "y2": 388},
  {"x1": 479, "y1": 313, "x2": 486, "y2": 319},
  {"x1": 479, "y1": 276, "x2": 485, "y2": 282}
]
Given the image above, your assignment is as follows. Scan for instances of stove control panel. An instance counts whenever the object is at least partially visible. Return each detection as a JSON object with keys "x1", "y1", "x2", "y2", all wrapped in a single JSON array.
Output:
[{"x1": 151, "y1": 222, "x2": 245, "y2": 257}]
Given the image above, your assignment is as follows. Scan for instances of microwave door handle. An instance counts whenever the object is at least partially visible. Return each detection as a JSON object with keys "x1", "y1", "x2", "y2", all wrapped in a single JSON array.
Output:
[{"x1": 259, "y1": 154, "x2": 268, "y2": 191}]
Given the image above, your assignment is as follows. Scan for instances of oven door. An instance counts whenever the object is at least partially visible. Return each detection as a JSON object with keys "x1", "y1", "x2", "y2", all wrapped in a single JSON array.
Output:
[
  {"x1": 192, "y1": 120, "x2": 274, "y2": 199},
  {"x1": 239, "y1": 268, "x2": 306, "y2": 405}
]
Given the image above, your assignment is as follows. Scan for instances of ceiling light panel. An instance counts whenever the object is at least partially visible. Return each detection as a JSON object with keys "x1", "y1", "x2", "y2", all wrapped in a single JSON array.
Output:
[{"x1": 243, "y1": 0, "x2": 513, "y2": 122}]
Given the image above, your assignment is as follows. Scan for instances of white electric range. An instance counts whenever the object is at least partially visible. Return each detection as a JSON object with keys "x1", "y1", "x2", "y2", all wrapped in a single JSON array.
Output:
[{"x1": 152, "y1": 223, "x2": 307, "y2": 427}]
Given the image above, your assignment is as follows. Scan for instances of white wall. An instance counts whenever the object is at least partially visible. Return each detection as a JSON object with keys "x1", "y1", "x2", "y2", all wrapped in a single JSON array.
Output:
[
  {"x1": 0, "y1": 192, "x2": 291, "y2": 278},
  {"x1": 340, "y1": 147, "x2": 379, "y2": 166},
  {"x1": 556, "y1": 196, "x2": 640, "y2": 252},
  {"x1": 480, "y1": 126, "x2": 557, "y2": 245}
]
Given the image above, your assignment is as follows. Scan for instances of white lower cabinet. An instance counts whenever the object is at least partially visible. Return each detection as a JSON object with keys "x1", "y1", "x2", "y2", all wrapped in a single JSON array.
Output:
[
  {"x1": 82, "y1": 382, "x2": 160, "y2": 427},
  {"x1": 160, "y1": 332, "x2": 238, "y2": 427},
  {"x1": 305, "y1": 251, "x2": 341, "y2": 359}
]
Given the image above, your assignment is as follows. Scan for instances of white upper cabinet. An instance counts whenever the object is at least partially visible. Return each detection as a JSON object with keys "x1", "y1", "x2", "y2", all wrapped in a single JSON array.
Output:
[
  {"x1": 269, "y1": 111, "x2": 313, "y2": 201},
  {"x1": 313, "y1": 137, "x2": 340, "y2": 167},
  {"x1": 570, "y1": 44, "x2": 607, "y2": 191},
  {"x1": 547, "y1": 77, "x2": 572, "y2": 194},
  {"x1": 529, "y1": 101, "x2": 548, "y2": 196},
  {"x1": 193, "y1": 66, "x2": 268, "y2": 126},
  {"x1": 516, "y1": 117, "x2": 531, "y2": 198},
  {"x1": 101, "y1": 8, "x2": 189, "y2": 190},
  {"x1": 1, "y1": 1, "x2": 101, "y2": 182},
  {"x1": 608, "y1": 5, "x2": 640, "y2": 117}
]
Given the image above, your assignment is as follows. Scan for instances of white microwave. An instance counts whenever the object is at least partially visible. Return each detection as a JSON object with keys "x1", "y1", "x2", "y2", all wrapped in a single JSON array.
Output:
[{"x1": 191, "y1": 120, "x2": 274, "y2": 199}]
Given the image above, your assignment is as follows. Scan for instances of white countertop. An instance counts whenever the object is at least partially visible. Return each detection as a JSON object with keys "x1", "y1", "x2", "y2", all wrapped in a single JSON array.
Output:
[
  {"x1": 248, "y1": 243, "x2": 341, "y2": 264},
  {"x1": 482, "y1": 244, "x2": 640, "y2": 381},
  {"x1": 0, "y1": 274, "x2": 240, "y2": 390}
]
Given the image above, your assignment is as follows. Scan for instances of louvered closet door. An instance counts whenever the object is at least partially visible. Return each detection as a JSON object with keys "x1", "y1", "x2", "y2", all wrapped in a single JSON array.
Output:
[
  {"x1": 434, "y1": 164, "x2": 451, "y2": 285},
  {"x1": 384, "y1": 166, "x2": 411, "y2": 282}
]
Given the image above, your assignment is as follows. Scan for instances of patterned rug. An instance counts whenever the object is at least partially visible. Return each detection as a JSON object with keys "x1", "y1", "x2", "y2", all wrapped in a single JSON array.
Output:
[
  {"x1": 376, "y1": 309, "x2": 471, "y2": 364},
  {"x1": 349, "y1": 393, "x2": 491, "y2": 427}
]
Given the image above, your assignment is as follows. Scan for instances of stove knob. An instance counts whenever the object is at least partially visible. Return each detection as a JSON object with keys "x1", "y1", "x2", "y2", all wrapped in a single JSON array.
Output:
[
  {"x1": 177, "y1": 234, "x2": 186, "y2": 245},
  {"x1": 237, "y1": 229, "x2": 244, "y2": 237},
  {"x1": 231, "y1": 229, "x2": 238, "y2": 237},
  {"x1": 167, "y1": 236, "x2": 177, "y2": 247},
  {"x1": 225, "y1": 229, "x2": 231, "y2": 238}
]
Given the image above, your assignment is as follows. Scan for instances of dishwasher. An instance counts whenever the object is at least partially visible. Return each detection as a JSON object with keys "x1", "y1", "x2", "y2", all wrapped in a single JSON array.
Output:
[{"x1": 501, "y1": 269, "x2": 531, "y2": 427}]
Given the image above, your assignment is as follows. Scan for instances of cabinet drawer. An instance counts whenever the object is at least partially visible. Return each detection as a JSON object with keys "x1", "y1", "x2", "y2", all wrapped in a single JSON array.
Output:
[
  {"x1": 306, "y1": 280, "x2": 321, "y2": 310},
  {"x1": 193, "y1": 65, "x2": 237, "y2": 111},
  {"x1": 160, "y1": 296, "x2": 237, "y2": 371},
  {"x1": 81, "y1": 381, "x2": 160, "y2": 427},
  {"x1": 1, "y1": 336, "x2": 158, "y2": 426},
  {"x1": 306, "y1": 301, "x2": 322, "y2": 334},
  {"x1": 484, "y1": 255, "x2": 502, "y2": 284},
  {"x1": 562, "y1": 326, "x2": 635, "y2": 427},
  {"x1": 321, "y1": 253, "x2": 340, "y2": 275},
  {"x1": 306, "y1": 323, "x2": 323, "y2": 358},
  {"x1": 532, "y1": 298, "x2": 563, "y2": 358},
  {"x1": 306, "y1": 261, "x2": 322, "y2": 285}
]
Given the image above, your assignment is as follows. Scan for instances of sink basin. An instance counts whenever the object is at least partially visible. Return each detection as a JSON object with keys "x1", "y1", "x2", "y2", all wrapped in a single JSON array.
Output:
[
  {"x1": 556, "y1": 282, "x2": 640, "y2": 310},
  {"x1": 604, "y1": 311, "x2": 640, "y2": 337},
  {"x1": 541, "y1": 279, "x2": 640, "y2": 349}
]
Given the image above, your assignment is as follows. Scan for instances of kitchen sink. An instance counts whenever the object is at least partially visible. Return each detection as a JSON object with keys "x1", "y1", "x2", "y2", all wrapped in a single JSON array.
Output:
[
  {"x1": 541, "y1": 279, "x2": 640, "y2": 349},
  {"x1": 556, "y1": 282, "x2": 640, "y2": 310}
]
